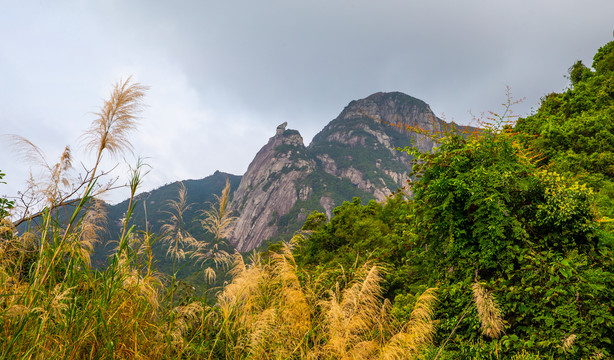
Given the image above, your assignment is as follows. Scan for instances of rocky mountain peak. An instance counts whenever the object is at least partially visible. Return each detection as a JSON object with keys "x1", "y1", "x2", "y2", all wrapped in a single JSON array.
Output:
[
  {"x1": 340, "y1": 92, "x2": 430, "y2": 122},
  {"x1": 228, "y1": 92, "x2": 475, "y2": 252},
  {"x1": 228, "y1": 123, "x2": 314, "y2": 252},
  {"x1": 334, "y1": 92, "x2": 442, "y2": 149},
  {"x1": 276, "y1": 121, "x2": 288, "y2": 135}
]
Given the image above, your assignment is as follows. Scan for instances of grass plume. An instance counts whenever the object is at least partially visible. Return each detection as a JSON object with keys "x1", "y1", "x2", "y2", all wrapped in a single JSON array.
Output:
[
  {"x1": 160, "y1": 182, "x2": 195, "y2": 262},
  {"x1": 83, "y1": 76, "x2": 147, "y2": 158},
  {"x1": 472, "y1": 281, "x2": 505, "y2": 339}
]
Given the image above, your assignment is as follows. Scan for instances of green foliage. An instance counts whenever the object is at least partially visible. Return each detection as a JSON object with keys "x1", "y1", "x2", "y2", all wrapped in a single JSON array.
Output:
[
  {"x1": 297, "y1": 49, "x2": 614, "y2": 356},
  {"x1": 295, "y1": 195, "x2": 423, "y2": 301},
  {"x1": 0, "y1": 170, "x2": 15, "y2": 219},
  {"x1": 569, "y1": 60, "x2": 592, "y2": 86},
  {"x1": 515, "y1": 40, "x2": 614, "y2": 232},
  {"x1": 301, "y1": 210, "x2": 327, "y2": 231},
  {"x1": 404, "y1": 118, "x2": 612, "y2": 357},
  {"x1": 593, "y1": 40, "x2": 614, "y2": 73},
  {"x1": 410, "y1": 131, "x2": 597, "y2": 275}
]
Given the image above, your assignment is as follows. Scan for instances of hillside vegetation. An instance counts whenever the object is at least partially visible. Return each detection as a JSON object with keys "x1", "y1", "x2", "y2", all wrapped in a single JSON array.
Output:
[
  {"x1": 1, "y1": 41, "x2": 614, "y2": 359},
  {"x1": 296, "y1": 41, "x2": 614, "y2": 358}
]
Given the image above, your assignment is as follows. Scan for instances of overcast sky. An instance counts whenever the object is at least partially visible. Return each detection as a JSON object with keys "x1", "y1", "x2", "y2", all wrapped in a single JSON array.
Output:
[{"x1": 1, "y1": 1, "x2": 613, "y2": 206}]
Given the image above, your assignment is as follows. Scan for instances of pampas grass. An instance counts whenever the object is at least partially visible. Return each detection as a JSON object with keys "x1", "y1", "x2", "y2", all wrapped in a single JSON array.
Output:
[
  {"x1": 161, "y1": 182, "x2": 195, "y2": 263},
  {"x1": 83, "y1": 76, "x2": 147, "y2": 159},
  {"x1": 472, "y1": 281, "x2": 505, "y2": 339},
  {"x1": 190, "y1": 178, "x2": 235, "y2": 301},
  {"x1": 379, "y1": 287, "x2": 438, "y2": 360},
  {"x1": 560, "y1": 333, "x2": 577, "y2": 354},
  {"x1": 210, "y1": 249, "x2": 439, "y2": 359},
  {"x1": 319, "y1": 264, "x2": 438, "y2": 360},
  {"x1": 8, "y1": 78, "x2": 147, "y2": 229},
  {"x1": 0, "y1": 78, "x2": 172, "y2": 359}
]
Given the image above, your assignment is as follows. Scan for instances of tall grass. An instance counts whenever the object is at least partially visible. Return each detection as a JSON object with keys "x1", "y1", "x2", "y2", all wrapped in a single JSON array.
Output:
[
  {"x1": 205, "y1": 243, "x2": 439, "y2": 360},
  {"x1": 1, "y1": 207, "x2": 439, "y2": 358},
  {"x1": 0, "y1": 78, "x2": 173, "y2": 359}
]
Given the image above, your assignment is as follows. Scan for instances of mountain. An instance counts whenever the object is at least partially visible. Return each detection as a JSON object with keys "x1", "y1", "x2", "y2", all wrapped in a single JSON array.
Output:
[
  {"x1": 228, "y1": 92, "x2": 474, "y2": 252},
  {"x1": 93, "y1": 91, "x2": 474, "y2": 255},
  {"x1": 228, "y1": 124, "x2": 317, "y2": 252}
]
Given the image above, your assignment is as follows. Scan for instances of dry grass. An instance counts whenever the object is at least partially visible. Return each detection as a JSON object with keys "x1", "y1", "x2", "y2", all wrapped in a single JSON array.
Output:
[
  {"x1": 160, "y1": 182, "x2": 195, "y2": 262},
  {"x1": 321, "y1": 264, "x2": 384, "y2": 357},
  {"x1": 191, "y1": 178, "x2": 235, "y2": 277},
  {"x1": 8, "y1": 78, "x2": 147, "y2": 228},
  {"x1": 198, "y1": 178, "x2": 235, "y2": 241},
  {"x1": 319, "y1": 264, "x2": 438, "y2": 360},
  {"x1": 379, "y1": 287, "x2": 438, "y2": 360},
  {"x1": 199, "y1": 251, "x2": 438, "y2": 359},
  {"x1": 560, "y1": 333, "x2": 577, "y2": 354},
  {"x1": 83, "y1": 76, "x2": 147, "y2": 158},
  {"x1": 0, "y1": 78, "x2": 175, "y2": 359},
  {"x1": 472, "y1": 281, "x2": 505, "y2": 339}
]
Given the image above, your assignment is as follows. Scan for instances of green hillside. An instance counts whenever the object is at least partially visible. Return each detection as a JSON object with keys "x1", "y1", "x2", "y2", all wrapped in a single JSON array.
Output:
[
  {"x1": 93, "y1": 171, "x2": 241, "y2": 283},
  {"x1": 515, "y1": 41, "x2": 614, "y2": 228}
]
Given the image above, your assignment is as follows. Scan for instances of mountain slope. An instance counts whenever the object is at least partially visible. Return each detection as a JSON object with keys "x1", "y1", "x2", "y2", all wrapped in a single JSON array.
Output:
[{"x1": 92, "y1": 171, "x2": 242, "y2": 271}]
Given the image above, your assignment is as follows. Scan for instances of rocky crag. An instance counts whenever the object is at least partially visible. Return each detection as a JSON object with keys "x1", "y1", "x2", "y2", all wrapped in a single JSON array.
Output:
[
  {"x1": 228, "y1": 91, "x2": 472, "y2": 252},
  {"x1": 229, "y1": 123, "x2": 316, "y2": 252}
]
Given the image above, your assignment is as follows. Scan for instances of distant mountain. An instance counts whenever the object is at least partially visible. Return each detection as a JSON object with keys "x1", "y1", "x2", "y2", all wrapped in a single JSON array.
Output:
[
  {"x1": 92, "y1": 171, "x2": 242, "y2": 274},
  {"x1": 228, "y1": 92, "x2": 475, "y2": 252}
]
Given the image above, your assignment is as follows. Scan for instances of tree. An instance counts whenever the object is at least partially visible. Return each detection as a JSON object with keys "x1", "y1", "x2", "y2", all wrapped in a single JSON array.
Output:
[
  {"x1": 593, "y1": 40, "x2": 614, "y2": 73},
  {"x1": 568, "y1": 60, "x2": 591, "y2": 86}
]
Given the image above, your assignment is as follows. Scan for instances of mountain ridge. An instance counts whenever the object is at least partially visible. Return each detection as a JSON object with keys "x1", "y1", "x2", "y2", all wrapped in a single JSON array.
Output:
[{"x1": 97, "y1": 91, "x2": 476, "y2": 254}]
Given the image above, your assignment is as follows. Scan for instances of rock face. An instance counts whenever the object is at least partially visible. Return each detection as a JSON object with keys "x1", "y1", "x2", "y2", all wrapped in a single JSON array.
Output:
[
  {"x1": 228, "y1": 92, "x2": 473, "y2": 252},
  {"x1": 334, "y1": 92, "x2": 445, "y2": 152},
  {"x1": 229, "y1": 127, "x2": 315, "y2": 252}
]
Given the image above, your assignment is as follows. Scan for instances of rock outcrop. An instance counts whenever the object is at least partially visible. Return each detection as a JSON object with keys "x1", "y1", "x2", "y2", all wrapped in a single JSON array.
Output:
[
  {"x1": 228, "y1": 126, "x2": 315, "y2": 252},
  {"x1": 307, "y1": 92, "x2": 433, "y2": 203}
]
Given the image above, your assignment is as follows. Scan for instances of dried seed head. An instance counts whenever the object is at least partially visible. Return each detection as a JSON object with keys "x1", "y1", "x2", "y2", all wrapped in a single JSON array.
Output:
[{"x1": 472, "y1": 282, "x2": 504, "y2": 338}]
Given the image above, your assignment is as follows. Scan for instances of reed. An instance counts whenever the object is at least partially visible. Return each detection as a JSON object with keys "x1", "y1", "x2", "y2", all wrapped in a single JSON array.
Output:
[{"x1": 472, "y1": 281, "x2": 504, "y2": 339}]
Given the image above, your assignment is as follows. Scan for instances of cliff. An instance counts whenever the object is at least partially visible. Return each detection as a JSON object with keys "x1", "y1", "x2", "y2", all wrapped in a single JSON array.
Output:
[{"x1": 229, "y1": 124, "x2": 316, "y2": 252}]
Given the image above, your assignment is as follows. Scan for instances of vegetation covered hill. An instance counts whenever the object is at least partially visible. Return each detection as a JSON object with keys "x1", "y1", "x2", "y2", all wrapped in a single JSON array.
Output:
[
  {"x1": 93, "y1": 171, "x2": 241, "y2": 281},
  {"x1": 515, "y1": 41, "x2": 614, "y2": 228}
]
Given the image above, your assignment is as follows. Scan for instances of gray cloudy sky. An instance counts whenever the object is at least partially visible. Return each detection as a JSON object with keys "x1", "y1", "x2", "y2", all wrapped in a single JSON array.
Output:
[{"x1": 1, "y1": 1, "x2": 613, "y2": 205}]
